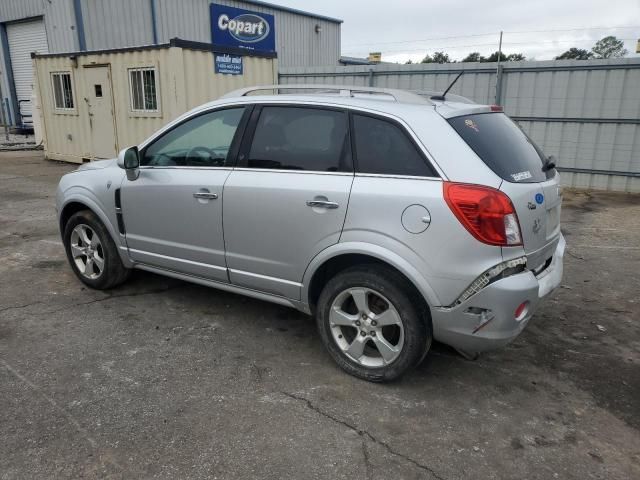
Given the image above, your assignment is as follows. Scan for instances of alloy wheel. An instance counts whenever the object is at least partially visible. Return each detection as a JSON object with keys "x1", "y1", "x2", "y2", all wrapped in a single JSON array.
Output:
[
  {"x1": 329, "y1": 287, "x2": 405, "y2": 368},
  {"x1": 69, "y1": 224, "x2": 105, "y2": 279}
]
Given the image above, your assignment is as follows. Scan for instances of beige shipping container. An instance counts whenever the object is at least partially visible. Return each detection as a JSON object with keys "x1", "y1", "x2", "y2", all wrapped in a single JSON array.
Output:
[{"x1": 32, "y1": 39, "x2": 277, "y2": 163}]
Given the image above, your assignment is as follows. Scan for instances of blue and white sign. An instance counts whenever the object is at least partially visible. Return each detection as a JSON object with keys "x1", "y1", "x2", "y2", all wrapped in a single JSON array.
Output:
[
  {"x1": 214, "y1": 53, "x2": 243, "y2": 75},
  {"x1": 211, "y1": 4, "x2": 276, "y2": 54}
]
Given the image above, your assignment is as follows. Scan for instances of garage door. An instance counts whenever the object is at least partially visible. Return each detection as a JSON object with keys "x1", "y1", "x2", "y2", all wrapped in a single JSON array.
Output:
[{"x1": 7, "y1": 20, "x2": 49, "y2": 127}]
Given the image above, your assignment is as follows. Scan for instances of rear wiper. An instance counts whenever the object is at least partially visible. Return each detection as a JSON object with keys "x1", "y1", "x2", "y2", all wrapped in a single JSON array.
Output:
[{"x1": 542, "y1": 155, "x2": 556, "y2": 172}]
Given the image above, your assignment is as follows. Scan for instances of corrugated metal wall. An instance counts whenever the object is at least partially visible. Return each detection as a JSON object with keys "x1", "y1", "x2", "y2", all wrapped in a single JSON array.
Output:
[
  {"x1": 279, "y1": 59, "x2": 640, "y2": 193},
  {"x1": 0, "y1": 0, "x2": 78, "y2": 123},
  {"x1": 80, "y1": 0, "x2": 154, "y2": 50},
  {"x1": 153, "y1": 0, "x2": 340, "y2": 67},
  {"x1": 1, "y1": 0, "x2": 339, "y2": 124},
  {"x1": 34, "y1": 45, "x2": 277, "y2": 163}
]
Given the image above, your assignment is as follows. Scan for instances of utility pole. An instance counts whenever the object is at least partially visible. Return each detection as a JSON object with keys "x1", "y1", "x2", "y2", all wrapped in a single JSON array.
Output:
[
  {"x1": 495, "y1": 31, "x2": 504, "y2": 106},
  {"x1": 496, "y1": 31, "x2": 503, "y2": 70}
]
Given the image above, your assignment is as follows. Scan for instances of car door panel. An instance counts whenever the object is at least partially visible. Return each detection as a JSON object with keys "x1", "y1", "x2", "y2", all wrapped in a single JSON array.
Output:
[
  {"x1": 223, "y1": 170, "x2": 352, "y2": 298},
  {"x1": 122, "y1": 168, "x2": 231, "y2": 281},
  {"x1": 121, "y1": 106, "x2": 247, "y2": 282},
  {"x1": 222, "y1": 105, "x2": 354, "y2": 300}
]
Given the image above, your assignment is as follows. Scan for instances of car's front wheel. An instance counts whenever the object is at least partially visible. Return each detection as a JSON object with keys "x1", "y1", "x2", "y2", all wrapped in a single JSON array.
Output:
[
  {"x1": 63, "y1": 210, "x2": 130, "y2": 289},
  {"x1": 316, "y1": 265, "x2": 432, "y2": 382}
]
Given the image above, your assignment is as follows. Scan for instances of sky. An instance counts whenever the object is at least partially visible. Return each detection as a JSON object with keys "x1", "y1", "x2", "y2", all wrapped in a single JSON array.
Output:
[{"x1": 273, "y1": 0, "x2": 640, "y2": 62}]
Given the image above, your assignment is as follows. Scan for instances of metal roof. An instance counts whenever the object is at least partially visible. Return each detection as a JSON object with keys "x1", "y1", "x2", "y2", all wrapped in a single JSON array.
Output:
[{"x1": 233, "y1": 0, "x2": 343, "y2": 23}]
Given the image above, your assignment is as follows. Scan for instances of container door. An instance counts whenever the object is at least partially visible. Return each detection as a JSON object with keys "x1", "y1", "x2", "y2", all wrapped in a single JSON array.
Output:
[{"x1": 84, "y1": 66, "x2": 117, "y2": 159}]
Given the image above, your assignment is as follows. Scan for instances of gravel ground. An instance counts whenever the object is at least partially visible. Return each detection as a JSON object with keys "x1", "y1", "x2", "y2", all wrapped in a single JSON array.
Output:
[{"x1": 1, "y1": 151, "x2": 638, "y2": 480}]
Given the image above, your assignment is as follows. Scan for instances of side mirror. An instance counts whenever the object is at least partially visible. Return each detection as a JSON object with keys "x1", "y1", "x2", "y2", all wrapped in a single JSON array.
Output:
[{"x1": 117, "y1": 146, "x2": 140, "y2": 181}]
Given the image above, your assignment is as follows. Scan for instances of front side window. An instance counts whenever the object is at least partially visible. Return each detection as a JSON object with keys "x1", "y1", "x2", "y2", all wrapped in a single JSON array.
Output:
[
  {"x1": 51, "y1": 72, "x2": 74, "y2": 109},
  {"x1": 352, "y1": 114, "x2": 436, "y2": 177},
  {"x1": 129, "y1": 67, "x2": 158, "y2": 112},
  {"x1": 142, "y1": 108, "x2": 245, "y2": 167},
  {"x1": 247, "y1": 107, "x2": 350, "y2": 172}
]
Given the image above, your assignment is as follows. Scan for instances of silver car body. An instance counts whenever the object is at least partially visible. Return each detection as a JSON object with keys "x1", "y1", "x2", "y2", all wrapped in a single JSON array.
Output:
[{"x1": 56, "y1": 85, "x2": 565, "y2": 354}]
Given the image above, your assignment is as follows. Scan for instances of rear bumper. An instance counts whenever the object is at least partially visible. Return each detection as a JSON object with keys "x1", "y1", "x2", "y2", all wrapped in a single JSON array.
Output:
[{"x1": 431, "y1": 233, "x2": 565, "y2": 354}]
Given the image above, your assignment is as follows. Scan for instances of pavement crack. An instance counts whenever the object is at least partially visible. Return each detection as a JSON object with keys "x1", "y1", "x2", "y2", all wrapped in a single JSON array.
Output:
[
  {"x1": 281, "y1": 391, "x2": 447, "y2": 480},
  {"x1": 16, "y1": 285, "x2": 185, "y2": 317},
  {"x1": 362, "y1": 437, "x2": 372, "y2": 480},
  {"x1": 1, "y1": 359, "x2": 99, "y2": 449},
  {"x1": 0, "y1": 301, "x2": 45, "y2": 315}
]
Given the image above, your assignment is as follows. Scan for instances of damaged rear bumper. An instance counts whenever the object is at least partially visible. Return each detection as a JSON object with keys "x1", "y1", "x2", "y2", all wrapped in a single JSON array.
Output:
[{"x1": 431, "y1": 234, "x2": 565, "y2": 354}]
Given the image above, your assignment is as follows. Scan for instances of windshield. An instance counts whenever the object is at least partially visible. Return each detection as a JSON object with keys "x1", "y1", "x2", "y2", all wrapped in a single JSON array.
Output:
[{"x1": 448, "y1": 112, "x2": 553, "y2": 183}]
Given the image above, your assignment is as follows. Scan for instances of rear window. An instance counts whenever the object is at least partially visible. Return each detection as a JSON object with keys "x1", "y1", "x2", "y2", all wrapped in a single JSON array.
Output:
[{"x1": 448, "y1": 113, "x2": 550, "y2": 183}]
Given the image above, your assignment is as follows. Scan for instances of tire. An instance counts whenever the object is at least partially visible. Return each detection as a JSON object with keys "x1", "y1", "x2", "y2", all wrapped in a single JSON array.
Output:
[
  {"x1": 316, "y1": 265, "x2": 432, "y2": 382},
  {"x1": 63, "y1": 210, "x2": 130, "y2": 289}
]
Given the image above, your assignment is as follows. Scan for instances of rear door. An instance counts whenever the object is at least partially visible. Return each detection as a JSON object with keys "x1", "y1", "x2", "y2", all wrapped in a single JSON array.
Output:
[
  {"x1": 447, "y1": 112, "x2": 561, "y2": 268},
  {"x1": 223, "y1": 105, "x2": 353, "y2": 299}
]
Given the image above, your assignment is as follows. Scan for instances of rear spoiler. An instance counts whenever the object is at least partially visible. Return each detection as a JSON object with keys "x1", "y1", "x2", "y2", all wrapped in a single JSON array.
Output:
[{"x1": 435, "y1": 103, "x2": 503, "y2": 120}]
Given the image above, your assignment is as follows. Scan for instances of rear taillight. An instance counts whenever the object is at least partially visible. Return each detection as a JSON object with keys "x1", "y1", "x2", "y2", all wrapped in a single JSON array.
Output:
[{"x1": 443, "y1": 182, "x2": 522, "y2": 246}]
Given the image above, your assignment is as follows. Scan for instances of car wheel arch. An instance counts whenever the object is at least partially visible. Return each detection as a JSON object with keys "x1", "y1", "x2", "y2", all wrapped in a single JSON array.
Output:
[
  {"x1": 302, "y1": 242, "x2": 441, "y2": 315},
  {"x1": 59, "y1": 195, "x2": 130, "y2": 267}
]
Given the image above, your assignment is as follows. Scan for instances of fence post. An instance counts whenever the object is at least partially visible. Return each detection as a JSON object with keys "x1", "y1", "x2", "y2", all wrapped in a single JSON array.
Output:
[
  {"x1": 495, "y1": 64, "x2": 504, "y2": 106},
  {"x1": 368, "y1": 68, "x2": 374, "y2": 87}
]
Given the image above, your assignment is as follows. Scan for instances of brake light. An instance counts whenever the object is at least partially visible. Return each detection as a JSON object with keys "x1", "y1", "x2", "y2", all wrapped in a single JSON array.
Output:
[
  {"x1": 490, "y1": 105, "x2": 503, "y2": 112},
  {"x1": 443, "y1": 182, "x2": 522, "y2": 246}
]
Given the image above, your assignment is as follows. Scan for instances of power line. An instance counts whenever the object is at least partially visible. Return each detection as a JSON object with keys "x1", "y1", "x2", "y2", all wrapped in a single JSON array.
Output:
[
  {"x1": 344, "y1": 32, "x2": 498, "y2": 48},
  {"x1": 344, "y1": 38, "x2": 638, "y2": 56},
  {"x1": 343, "y1": 25, "x2": 640, "y2": 49},
  {"x1": 503, "y1": 25, "x2": 640, "y2": 34}
]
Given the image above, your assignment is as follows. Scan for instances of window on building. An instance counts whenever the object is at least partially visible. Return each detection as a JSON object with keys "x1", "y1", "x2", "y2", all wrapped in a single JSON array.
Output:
[
  {"x1": 247, "y1": 107, "x2": 350, "y2": 172},
  {"x1": 51, "y1": 72, "x2": 74, "y2": 110},
  {"x1": 352, "y1": 114, "x2": 437, "y2": 177},
  {"x1": 129, "y1": 67, "x2": 158, "y2": 112}
]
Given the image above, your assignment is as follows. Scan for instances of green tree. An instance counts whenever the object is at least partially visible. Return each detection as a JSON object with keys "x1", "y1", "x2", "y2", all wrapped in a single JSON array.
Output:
[
  {"x1": 555, "y1": 48, "x2": 593, "y2": 60},
  {"x1": 480, "y1": 51, "x2": 525, "y2": 62},
  {"x1": 483, "y1": 51, "x2": 507, "y2": 62},
  {"x1": 591, "y1": 35, "x2": 628, "y2": 58},
  {"x1": 405, "y1": 59, "x2": 413, "y2": 64},
  {"x1": 506, "y1": 53, "x2": 526, "y2": 61},
  {"x1": 422, "y1": 51, "x2": 451, "y2": 64},
  {"x1": 461, "y1": 52, "x2": 483, "y2": 62}
]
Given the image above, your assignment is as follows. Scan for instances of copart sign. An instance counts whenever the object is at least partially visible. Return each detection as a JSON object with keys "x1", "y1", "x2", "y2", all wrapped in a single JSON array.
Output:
[{"x1": 211, "y1": 4, "x2": 275, "y2": 53}]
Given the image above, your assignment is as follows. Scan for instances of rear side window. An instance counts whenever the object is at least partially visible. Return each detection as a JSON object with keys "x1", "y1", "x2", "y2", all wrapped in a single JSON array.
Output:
[
  {"x1": 448, "y1": 113, "x2": 548, "y2": 183},
  {"x1": 247, "y1": 107, "x2": 350, "y2": 172},
  {"x1": 352, "y1": 114, "x2": 436, "y2": 177}
]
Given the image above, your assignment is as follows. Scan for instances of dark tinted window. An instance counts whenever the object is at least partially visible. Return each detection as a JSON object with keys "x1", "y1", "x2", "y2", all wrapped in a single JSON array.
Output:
[
  {"x1": 142, "y1": 108, "x2": 245, "y2": 167},
  {"x1": 448, "y1": 113, "x2": 549, "y2": 183},
  {"x1": 247, "y1": 107, "x2": 350, "y2": 171},
  {"x1": 352, "y1": 114, "x2": 436, "y2": 177}
]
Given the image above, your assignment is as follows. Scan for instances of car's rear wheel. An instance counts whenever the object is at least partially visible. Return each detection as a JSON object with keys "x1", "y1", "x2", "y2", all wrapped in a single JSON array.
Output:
[
  {"x1": 316, "y1": 265, "x2": 431, "y2": 382},
  {"x1": 63, "y1": 210, "x2": 130, "y2": 289}
]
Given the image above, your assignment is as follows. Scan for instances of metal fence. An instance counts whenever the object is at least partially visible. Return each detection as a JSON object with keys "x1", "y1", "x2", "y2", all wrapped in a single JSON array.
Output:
[{"x1": 279, "y1": 58, "x2": 640, "y2": 193}]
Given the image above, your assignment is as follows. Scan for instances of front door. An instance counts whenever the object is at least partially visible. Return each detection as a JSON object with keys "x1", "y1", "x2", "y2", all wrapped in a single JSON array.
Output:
[
  {"x1": 121, "y1": 107, "x2": 248, "y2": 282},
  {"x1": 223, "y1": 105, "x2": 353, "y2": 299},
  {"x1": 84, "y1": 66, "x2": 117, "y2": 158}
]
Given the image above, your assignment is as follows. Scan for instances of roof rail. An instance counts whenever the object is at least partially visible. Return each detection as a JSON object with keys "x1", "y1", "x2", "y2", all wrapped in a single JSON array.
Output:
[{"x1": 221, "y1": 84, "x2": 433, "y2": 104}]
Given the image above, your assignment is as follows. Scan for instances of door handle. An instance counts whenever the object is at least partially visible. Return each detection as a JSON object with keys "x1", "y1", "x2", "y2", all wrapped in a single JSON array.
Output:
[
  {"x1": 306, "y1": 200, "x2": 339, "y2": 209},
  {"x1": 193, "y1": 192, "x2": 218, "y2": 200}
]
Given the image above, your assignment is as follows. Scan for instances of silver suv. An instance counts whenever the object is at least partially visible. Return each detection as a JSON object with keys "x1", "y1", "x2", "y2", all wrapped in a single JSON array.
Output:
[{"x1": 56, "y1": 85, "x2": 565, "y2": 381}]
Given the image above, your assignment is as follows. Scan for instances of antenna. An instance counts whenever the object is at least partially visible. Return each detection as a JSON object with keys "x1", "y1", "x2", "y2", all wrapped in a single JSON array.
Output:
[{"x1": 431, "y1": 72, "x2": 464, "y2": 101}]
